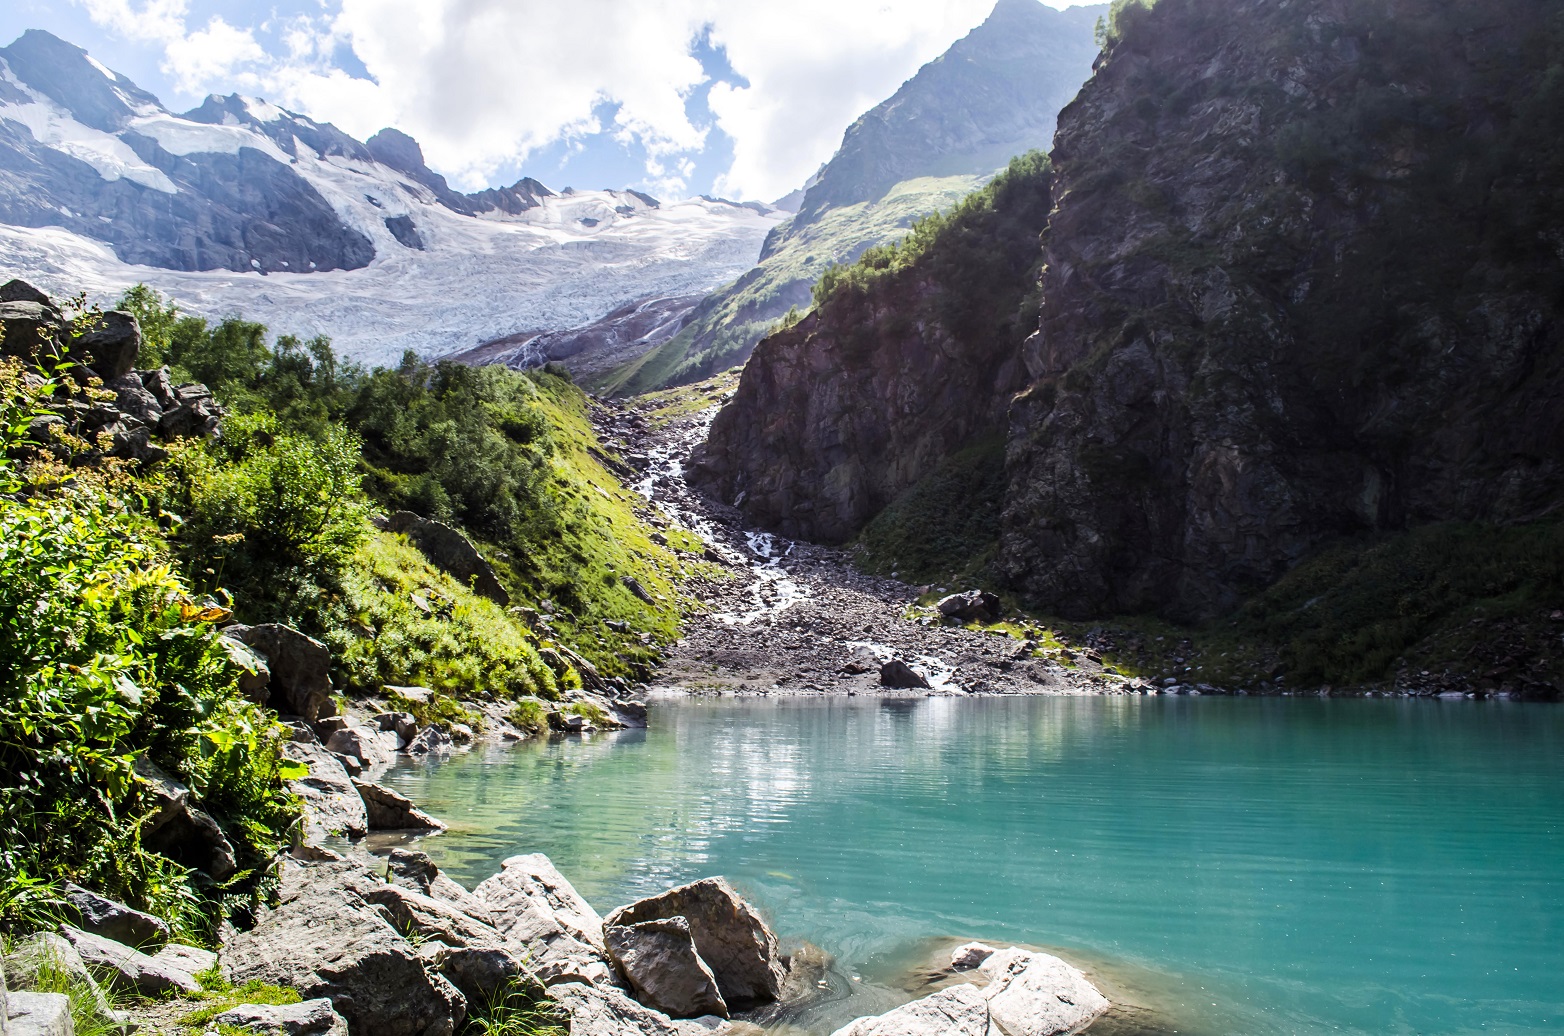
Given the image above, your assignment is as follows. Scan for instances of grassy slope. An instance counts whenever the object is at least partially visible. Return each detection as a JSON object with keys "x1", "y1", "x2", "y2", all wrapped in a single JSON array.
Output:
[{"x1": 591, "y1": 174, "x2": 988, "y2": 397}]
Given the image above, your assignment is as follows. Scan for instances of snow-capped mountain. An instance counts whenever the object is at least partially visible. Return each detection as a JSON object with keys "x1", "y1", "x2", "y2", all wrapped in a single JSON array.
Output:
[{"x1": 0, "y1": 29, "x2": 783, "y2": 365}]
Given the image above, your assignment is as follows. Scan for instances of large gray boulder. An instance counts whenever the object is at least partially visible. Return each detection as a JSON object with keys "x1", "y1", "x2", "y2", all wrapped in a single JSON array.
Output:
[
  {"x1": 107, "y1": 371, "x2": 163, "y2": 425},
  {"x1": 281, "y1": 742, "x2": 368, "y2": 841},
  {"x1": 215, "y1": 998, "x2": 349, "y2": 1036},
  {"x1": 386, "y1": 512, "x2": 509, "y2": 605},
  {"x1": 605, "y1": 878, "x2": 784, "y2": 1010},
  {"x1": 426, "y1": 945, "x2": 534, "y2": 1008},
  {"x1": 224, "y1": 863, "x2": 466, "y2": 1036},
  {"x1": 61, "y1": 884, "x2": 168, "y2": 948},
  {"x1": 604, "y1": 917, "x2": 727, "y2": 1020},
  {"x1": 472, "y1": 854, "x2": 608, "y2": 967},
  {"x1": 72, "y1": 310, "x2": 140, "y2": 380},
  {"x1": 936, "y1": 590, "x2": 1001, "y2": 623},
  {"x1": 357, "y1": 884, "x2": 501, "y2": 949},
  {"x1": 226, "y1": 624, "x2": 336, "y2": 720},
  {"x1": 879, "y1": 659, "x2": 930, "y2": 690},
  {"x1": 385, "y1": 850, "x2": 494, "y2": 926},
  {"x1": 326, "y1": 723, "x2": 396, "y2": 773},
  {"x1": 354, "y1": 780, "x2": 445, "y2": 832},
  {"x1": 977, "y1": 947, "x2": 1109, "y2": 1036},
  {"x1": 548, "y1": 981, "x2": 690, "y2": 1036},
  {"x1": 828, "y1": 984, "x2": 993, "y2": 1036},
  {"x1": 58, "y1": 925, "x2": 202, "y2": 995},
  {"x1": 4, "y1": 991, "x2": 73, "y2": 1036},
  {"x1": 218, "y1": 634, "x2": 272, "y2": 705}
]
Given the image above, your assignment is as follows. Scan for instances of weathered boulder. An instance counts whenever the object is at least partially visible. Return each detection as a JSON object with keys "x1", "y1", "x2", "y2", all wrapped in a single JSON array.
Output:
[
  {"x1": 150, "y1": 941, "x2": 218, "y2": 978},
  {"x1": 326, "y1": 723, "x2": 395, "y2": 773},
  {"x1": 428, "y1": 945, "x2": 535, "y2": 1007},
  {"x1": 0, "y1": 279, "x2": 51, "y2": 305},
  {"x1": 948, "y1": 942, "x2": 994, "y2": 971},
  {"x1": 548, "y1": 981, "x2": 690, "y2": 1036},
  {"x1": 61, "y1": 884, "x2": 168, "y2": 948},
  {"x1": 405, "y1": 726, "x2": 453, "y2": 757},
  {"x1": 107, "y1": 371, "x2": 163, "y2": 425},
  {"x1": 534, "y1": 954, "x2": 622, "y2": 990},
  {"x1": 140, "y1": 367, "x2": 177, "y2": 410},
  {"x1": 605, "y1": 917, "x2": 727, "y2": 1019},
  {"x1": 358, "y1": 883, "x2": 501, "y2": 949},
  {"x1": 828, "y1": 984, "x2": 992, "y2": 1036},
  {"x1": 978, "y1": 947, "x2": 1109, "y2": 1036},
  {"x1": 354, "y1": 780, "x2": 445, "y2": 832},
  {"x1": 224, "y1": 863, "x2": 466, "y2": 1036},
  {"x1": 281, "y1": 741, "x2": 368, "y2": 841},
  {"x1": 218, "y1": 634, "x2": 272, "y2": 705},
  {"x1": 386, "y1": 511, "x2": 509, "y2": 605},
  {"x1": 472, "y1": 854, "x2": 608, "y2": 968},
  {"x1": 215, "y1": 998, "x2": 349, "y2": 1036},
  {"x1": 226, "y1": 624, "x2": 336, "y2": 720},
  {"x1": 605, "y1": 878, "x2": 784, "y2": 1010},
  {"x1": 157, "y1": 383, "x2": 223, "y2": 438},
  {"x1": 0, "y1": 300, "x2": 64, "y2": 367},
  {"x1": 58, "y1": 925, "x2": 202, "y2": 995},
  {"x1": 385, "y1": 850, "x2": 495, "y2": 926},
  {"x1": 144, "y1": 802, "x2": 238, "y2": 881},
  {"x1": 935, "y1": 591, "x2": 1001, "y2": 623},
  {"x1": 879, "y1": 660, "x2": 930, "y2": 690},
  {"x1": 374, "y1": 711, "x2": 419, "y2": 744},
  {"x1": 4, "y1": 991, "x2": 73, "y2": 1036},
  {"x1": 71, "y1": 311, "x2": 140, "y2": 380},
  {"x1": 3, "y1": 931, "x2": 120, "y2": 1024}
]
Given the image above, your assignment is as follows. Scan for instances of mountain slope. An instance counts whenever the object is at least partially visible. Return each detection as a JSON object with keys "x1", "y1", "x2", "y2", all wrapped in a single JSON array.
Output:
[
  {"x1": 597, "y1": 0, "x2": 1103, "y2": 396},
  {"x1": 0, "y1": 30, "x2": 782, "y2": 364}
]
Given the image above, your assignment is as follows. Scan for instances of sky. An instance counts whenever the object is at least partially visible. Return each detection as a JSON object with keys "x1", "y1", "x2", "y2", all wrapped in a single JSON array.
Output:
[{"x1": 0, "y1": 0, "x2": 1080, "y2": 203}]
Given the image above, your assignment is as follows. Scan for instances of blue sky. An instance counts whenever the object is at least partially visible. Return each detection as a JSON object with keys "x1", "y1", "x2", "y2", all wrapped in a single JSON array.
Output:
[{"x1": 0, "y1": 0, "x2": 1075, "y2": 201}]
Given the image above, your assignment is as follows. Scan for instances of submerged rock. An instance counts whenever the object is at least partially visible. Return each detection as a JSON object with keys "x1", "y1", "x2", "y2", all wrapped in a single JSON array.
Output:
[{"x1": 978, "y1": 946, "x2": 1109, "y2": 1036}]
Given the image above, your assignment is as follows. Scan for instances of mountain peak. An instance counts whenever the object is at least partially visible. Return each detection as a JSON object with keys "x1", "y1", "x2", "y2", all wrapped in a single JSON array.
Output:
[
  {"x1": 366, "y1": 128, "x2": 429, "y2": 175},
  {"x1": 0, "y1": 29, "x2": 159, "y2": 133}
]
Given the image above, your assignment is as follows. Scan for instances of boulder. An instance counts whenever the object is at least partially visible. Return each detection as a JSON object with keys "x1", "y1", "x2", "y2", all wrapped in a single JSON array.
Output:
[
  {"x1": 282, "y1": 741, "x2": 368, "y2": 840},
  {"x1": 935, "y1": 591, "x2": 1001, "y2": 623},
  {"x1": 472, "y1": 854, "x2": 608, "y2": 967},
  {"x1": 109, "y1": 425, "x2": 168, "y2": 465},
  {"x1": 977, "y1": 947, "x2": 1110, "y2": 1036},
  {"x1": 72, "y1": 311, "x2": 141, "y2": 380},
  {"x1": 139, "y1": 367, "x2": 177, "y2": 409},
  {"x1": 151, "y1": 941, "x2": 218, "y2": 980},
  {"x1": 605, "y1": 917, "x2": 727, "y2": 1019},
  {"x1": 157, "y1": 383, "x2": 223, "y2": 438},
  {"x1": 215, "y1": 998, "x2": 349, "y2": 1036},
  {"x1": 0, "y1": 300, "x2": 64, "y2": 366},
  {"x1": 326, "y1": 723, "x2": 395, "y2": 773},
  {"x1": 107, "y1": 372, "x2": 163, "y2": 425},
  {"x1": 604, "y1": 878, "x2": 784, "y2": 1010},
  {"x1": 224, "y1": 862, "x2": 466, "y2": 1036},
  {"x1": 218, "y1": 634, "x2": 272, "y2": 705},
  {"x1": 828, "y1": 984, "x2": 992, "y2": 1036},
  {"x1": 534, "y1": 954, "x2": 622, "y2": 990},
  {"x1": 429, "y1": 945, "x2": 535, "y2": 1007},
  {"x1": 61, "y1": 884, "x2": 168, "y2": 949},
  {"x1": 4, "y1": 991, "x2": 73, "y2": 1036},
  {"x1": 548, "y1": 981, "x2": 690, "y2": 1036},
  {"x1": 58, "y1": 925, "x2": 202, "y2": 995},
  {"x1": 385, "y1": 850, "x2": 494, "y2": 926},
  {"x1": 405, "y1": 726, "x2": 453, "y2": 757},
  {"x1": 226, "y1": 624, "x2": 336, "y2": 721},
  {"x1": 374, "y1": 712, "x2": 419, "y2": 743},
  {"x1": 0, "y1": 279, "x2": 51, "y2": 305},
  {"x1": 386, "y1": 512, "x2": 509, "y2": 605},
  {"x1": 145, "y1": 803, "x2": 238, "y2": 881},
  {"x1": 879, "y1": 660, "x2": 930, "y2": 690},
  {"x1": 3, "y1": 931, "x2": 120, "y2": 1024},
  {"x1": 354, "y1": 780, "x2": 445, "y2": 832},
  {"x1": 948, "y1": 942, "x2": 994, "y2": 971},
  {"x1": 358, "y1": 883, "x2": 501, "y2": 949}
]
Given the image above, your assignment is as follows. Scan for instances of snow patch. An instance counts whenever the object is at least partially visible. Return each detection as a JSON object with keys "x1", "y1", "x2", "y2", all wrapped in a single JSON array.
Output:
[
  {"x1": 128, "y1": 112, "x2": 291, "y2": 162},
  {"x1": 0, "y1": 97, "x2": 176, "y2": 193}
]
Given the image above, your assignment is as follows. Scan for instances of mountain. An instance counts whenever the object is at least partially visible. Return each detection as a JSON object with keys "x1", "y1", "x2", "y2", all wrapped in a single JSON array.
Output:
[
  {"x1": 593, "y1": 0, "x2": 1105, "y2": 396},
  {"x1": 700, "y1": 0, "x2": 1564, "y2": 625},
  {"x1": 0, "y1": 30, "x2": 782, "y2": 364}
]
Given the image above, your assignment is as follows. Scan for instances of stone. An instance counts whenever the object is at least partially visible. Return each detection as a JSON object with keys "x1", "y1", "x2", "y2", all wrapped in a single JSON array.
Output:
[
  {"x1": 157, "y1": 387, "x2": 223, "y2": 439},
  {"x1": 139, "y1": 368, "x2": 177, "y2": 410},
  {"x1": 534, "y1": 955, "x2": 622, "y2": 990},
  {"x1": 224, "y1": 862, "x2": 466, "y2": 1036},
  {"x1": 605, "y1": 878, "x2": 784, "y2": 1010},
  {"x1": 405, "y1": 726, "x2": 453, "y2": 756},
  {"x1": 226, "y1": 624, "x2": 336, "y2": 720},
  {"x1": 0, "y1": 279, "x2": 51, "y2": 305},
  {"x1": 375, "y1": 711, "x2": 420, "y2": 743},
  {"x1": 354, "y1": 780, "x2": 446, "y2": 831},
  {"x1": 605, "y1": 917, "x2": 728, "y2": 1019},
  {"x1": 623, "y1": 576, "x2": 655, "y2": 605},
  {"x1": 472, "y1": 854, "x2": 608, "y2": 969},
  {"x1": 61, "y1": 884, "x2": 168, "y2": 949},
  {"x1": 107, "y1": 372, "x2": 163, "y2": 425},
  {"x1": 431, "y1": 945, "x2": 536, "y2": 1007},
  {"x1": 948, "y1": 942, "x2": 995, "y2": 971},
  {"x1": 146, "y1": 804, "x2": 238, "y2": 881},
  {"x1": 879, "y1": 660, "x2": 930, "y2": 690},
  {"x1": 828, "y1": 984, "x2": 992, "y2": 1036},
  {"x1": 214, "y1": 999, "x2": 348, "y2": 1036},
  {"x1": 149, "y1": 942, "x2": 218, "y2": 979},
  {"x1": 978, "y1": 947, "x2": 1110, "y2": 1036},
  {"x1": 71, "y1": 311, "x2": 141, "y2": 380},
  {"x1": 0, "y1": 301, "x2": 64, "y2": 367},
  {"x1": 218, "y1": 635, "x2": 272, "y2": 705},
  {"x1": 386, "y1": 511, "x2": 509, "y2": 605},
  {"x1": 385, "y1": 685, "x2": 433, "y2": 704},
  {"x1": 281, "y1": 741, "x2": 368, "y2": 841},
  {"x1": 58, "y1": 925, "x2": 202, "y2": 995},
  {"x1": 3, "y1": 932, "x2": 119, "y2": 1025},
  {"x1": 326, "y1": 723, "x2": 394, "y2": 772},
  {"x1": 447, "y1": 722, "x2": 474, "y2": 744},
  {"x1": 357, "y1": 883, "x2": 500, "y2": 949},
  {"x1": 109, "y1": 425, "x2": 167, "y2": 465},
  {"x1": 385, "y1": 850, "x2": 495, "y2": 925},
  {"x1": 935, "y1": 591, "x2": 1001, "y2": 623},
  {"x1": 4, "y1": 991, "x2": 73, "y2": 1036},
  {"x1": 549, "y1": 981, "x2": 689, "y2": 1036}
]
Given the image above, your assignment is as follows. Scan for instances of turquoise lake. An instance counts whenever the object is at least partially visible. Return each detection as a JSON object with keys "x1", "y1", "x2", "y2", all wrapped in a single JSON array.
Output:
[{"x1": 380, "y1": 696, "x2": 1564, "y2": 1035}]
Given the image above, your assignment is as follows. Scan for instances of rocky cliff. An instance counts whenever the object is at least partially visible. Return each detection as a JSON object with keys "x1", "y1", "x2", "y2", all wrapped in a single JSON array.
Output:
[
  {"x1": 705, "y1": 0, "x2": 1564, "y2": 624},
  {"x1": 1002, "y1": 0, "x2": 1564, "y2": 619},
  {"x1": 695, "y1": 154, "x2": 1051, "y2": 543}
]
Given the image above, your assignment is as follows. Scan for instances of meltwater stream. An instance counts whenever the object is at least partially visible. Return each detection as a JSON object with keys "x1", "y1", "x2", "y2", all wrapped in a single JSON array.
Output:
[{"x1": 381, "y1": 696, "x2": 1564, "y2": 1036}]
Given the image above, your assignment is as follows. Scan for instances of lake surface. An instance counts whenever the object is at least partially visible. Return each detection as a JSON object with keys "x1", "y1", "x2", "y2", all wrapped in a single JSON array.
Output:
[{"x1": 380, "y1": 696, "x2": 1564, "y2": 1035}]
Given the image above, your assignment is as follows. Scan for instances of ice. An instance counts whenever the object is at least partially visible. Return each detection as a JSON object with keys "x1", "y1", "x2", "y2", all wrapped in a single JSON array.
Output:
[
  {"x1": 0, "y1": 97, "x2": 176, "y2": 193},
  {"x1": 128, "y1": 112, "x2": 291, "y2": 161}
]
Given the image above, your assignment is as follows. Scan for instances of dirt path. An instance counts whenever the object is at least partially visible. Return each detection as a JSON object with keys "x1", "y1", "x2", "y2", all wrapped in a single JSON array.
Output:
[{"x1": 592, "y1": 392, "x2": 1137, "y2": 698}]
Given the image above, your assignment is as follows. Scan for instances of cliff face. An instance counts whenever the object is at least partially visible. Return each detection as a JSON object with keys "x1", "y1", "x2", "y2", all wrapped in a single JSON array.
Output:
[
  {"x1": 695, "y1": 156, "x2": 1050, "y2": 542},
  {"x1": 1002, "y1": 0, "x2": 1564, "y2": 619}
]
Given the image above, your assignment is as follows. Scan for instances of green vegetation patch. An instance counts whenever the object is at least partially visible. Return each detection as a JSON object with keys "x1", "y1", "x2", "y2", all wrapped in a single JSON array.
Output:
[{"x1": 855, "y1": 438, "x2": 1008, "y2": 585}]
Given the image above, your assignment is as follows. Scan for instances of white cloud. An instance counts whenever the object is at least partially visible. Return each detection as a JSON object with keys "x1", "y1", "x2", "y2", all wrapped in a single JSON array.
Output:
[{"x1": 71, "y1": 0, "x2": 1072, "y2": 200}]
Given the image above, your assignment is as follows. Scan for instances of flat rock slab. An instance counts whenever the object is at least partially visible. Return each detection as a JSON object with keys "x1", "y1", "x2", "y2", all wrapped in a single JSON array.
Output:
[
  {"x1": 6, "y1": 990, "x2": 74, "y2": 1036},
  {"x1": 606, "y1": 917, "x2": 728, "y2": 1019},
  {"x1": 215, "y1": 998, "x2": 349, "y2": 1035},
  {"x1": 473, "y1": 853, "x2": 608, "y2": 966},
  {"x1": 830, "y1": 984, "x2": 993, "y2": 1036},
  {"x1": 59, "y1": 925, "x2": 202, "y2": 995},
  {"x1": 606, "y1": 877, "x2": 784, "y2": 1010}
]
